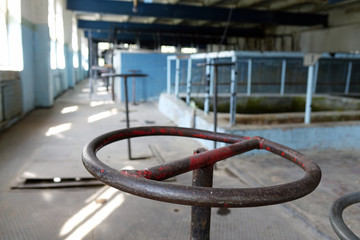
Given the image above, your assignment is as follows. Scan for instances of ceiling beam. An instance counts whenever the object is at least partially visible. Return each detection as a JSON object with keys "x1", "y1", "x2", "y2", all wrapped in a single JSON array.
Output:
[
  {"x1": 203, "y1": 0, "x2": 225, "y2": 6},
  {"x1": 85, "y1": 30, "x2": 223, "y2": 46},
  {"x1": 67, "y1": 0, "x2": 327, "y2": 26},
  {"x1": 78, "y1": 20, "x2": 264, "y2": 37},
  {"x1": 236, "y1": 0, "x2": 267, "y2": 8},
  {"x1": 266, "y1": 0, "x2": 324, "y2": 11}
]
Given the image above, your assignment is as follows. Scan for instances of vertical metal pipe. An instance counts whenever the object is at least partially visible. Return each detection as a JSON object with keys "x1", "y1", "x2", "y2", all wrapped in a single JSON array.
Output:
[
  {"x1": 111, "y1": 68, "x2": 115, "y2": 101},
  {"x1": 167, "y1": 57, "x2": 171, "y2": 94},
  {"x1": 240, "y1": 61, "x2": 245, "y2": 91},
  {"x1": 88, "y1": 30, "x2": 93, "y2": 96},
  {"x1": 132, "y1": 76, "x2": 136, "y2": 104},
  {"x1": 88, "y1": 30, "x2": 92, "y2": 72},
  {"x1": 175, "y1": 58, "x2": 180, "y2": 99},
  {"x1": 280, "y1": 59, "x2": 286, "y2": 95},
  {"x1": 345, "y1": 61, "x2": 353, "y2": 94},
  {"x1": 191, "y1": 148, "x2": 213, "y2": 240},
  {"x1": 213, "y1": 65, "x2": 218, "y2": 149},
  {"x1": 247, "y1": 59, "x2": 252, "y2": 95},
  {"x1": 305, "y1": 65, "x2": 314, "y2": 124},
  {"x1": 209, "y1": 59, "x2": 214, "y2": 97},
  {"x1": 230, "y1": 55, "x2": 237, "y2": 125},
  {"x1": 186, "y1": 58, "x2": 193, "y2": 105},
  {"x1": 123, "y1": 76, "x2": 132, "y2": 159},
  {"x1": 204, "y1": 58, "x2": 211, "y2": 114},
  {"x1": 312, "y1": 61, "x2": 319, "y2": 94},
  {"x1": 110, "y1": 40, "x2": 115, "y2": 99}
]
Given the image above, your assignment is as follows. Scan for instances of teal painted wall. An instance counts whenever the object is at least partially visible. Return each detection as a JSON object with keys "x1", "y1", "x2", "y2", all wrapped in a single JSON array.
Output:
[
  {"x1": 20, "y1": 20, "x2": 35, "y2": 113},
  {"x1": 0, "y1": 3, "x2": 88, "y2": 131},
  {"x1": 119, "y1": 52, "x2": 171, "y2": 102},
  {"x1": 19, "y1": 21, "x2": 87, "y2": 111},
  {"x1": 34, "y1": 24, "x2": 53, "y2": 107},
  {"x1": 66, "y1": 45, "x2": 75, "y2": 88}
]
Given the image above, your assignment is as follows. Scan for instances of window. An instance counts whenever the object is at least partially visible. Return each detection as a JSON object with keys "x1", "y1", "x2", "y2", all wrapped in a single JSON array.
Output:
[
  {"x1": 161, "y1": 45, "x2": 176, "y2": 53},
  {"x1": 0, "y1": 0, "x2": 23, "y2": 71},
  {"x1": 48, "y1": 0, "x2": 65, "y2": 70},
  {"x1": 71, "y1": 16, "x2": 79, "y2": 68},
  {"x1": 98, "y1": 42, "x2": 110, "y2": 66},
  {"x1": 81, "y1": 36, "x2": 89, "y2": 71},
  {"x1": 181, "y1": 47, "x2": 197, "y2": 54}
]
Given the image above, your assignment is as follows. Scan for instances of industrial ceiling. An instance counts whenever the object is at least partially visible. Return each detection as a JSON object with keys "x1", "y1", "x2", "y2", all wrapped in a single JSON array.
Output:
[{"x1": 67, "y1": 0, "x2": 359, "y2": 50}]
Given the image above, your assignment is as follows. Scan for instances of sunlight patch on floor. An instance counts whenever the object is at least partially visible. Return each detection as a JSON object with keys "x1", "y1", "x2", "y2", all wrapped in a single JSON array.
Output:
[
  {"x1": 60, "y1": 187, "x2": 125, "y2": 240},
  {"x1": 90, "y1": 100, "x2": 114, "y2": 107},
  {"x1": 87, "y1": 109, "x2": 118, "y2": 123},
  {"x1": 61, "y1": 105, "x2": 79, "y2": 114},
  {"x1": 45, "y1": 123, "x2": 72, "y2": 137}
]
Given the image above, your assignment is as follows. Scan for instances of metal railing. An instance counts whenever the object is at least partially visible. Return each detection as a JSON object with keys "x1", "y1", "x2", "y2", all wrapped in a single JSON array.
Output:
[{"x1": 167, "y1": 51, "x2": 360, "y2": 125}]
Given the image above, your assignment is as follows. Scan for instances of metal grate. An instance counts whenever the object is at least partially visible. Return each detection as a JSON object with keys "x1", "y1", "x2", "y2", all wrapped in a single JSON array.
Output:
[
  {"x1": 0, "y1": 88, "x2": 2, "y2": 122},
  {"x1": 1, "y1": 79, "x2": 22, "y2": 122}
]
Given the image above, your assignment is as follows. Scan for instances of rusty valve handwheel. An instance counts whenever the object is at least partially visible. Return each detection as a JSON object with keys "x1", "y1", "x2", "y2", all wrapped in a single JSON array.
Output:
[{"x1": 82, "y1": 126, "x2": 321, "y2": 208}]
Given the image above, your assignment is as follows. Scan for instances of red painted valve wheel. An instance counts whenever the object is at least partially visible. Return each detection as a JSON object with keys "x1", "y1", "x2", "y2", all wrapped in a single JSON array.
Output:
[{"x1": 82, "y1": 126, "x2": 321, "y2": 208}]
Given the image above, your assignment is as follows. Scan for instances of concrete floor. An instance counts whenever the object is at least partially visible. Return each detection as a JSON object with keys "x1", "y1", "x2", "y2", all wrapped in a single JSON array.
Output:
[{"x1": 0, "y1": 79, "x2": 359, "y2": 239}]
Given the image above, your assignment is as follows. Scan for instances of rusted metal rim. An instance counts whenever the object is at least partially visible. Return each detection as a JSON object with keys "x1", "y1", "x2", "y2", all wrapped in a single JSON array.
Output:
[
  {"x1": 82, "y1": 126, "x2": 321, "y2": 208},
  {"x1": 329, "y1": 191, "x2": 360, "y2": 240}
]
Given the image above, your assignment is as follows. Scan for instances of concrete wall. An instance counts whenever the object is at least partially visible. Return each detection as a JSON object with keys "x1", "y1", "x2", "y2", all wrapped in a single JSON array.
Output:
[
  {"x1": 302, "y1": 3, "x2": 360, "y2": 53},
  {"x1": 208, "y1": 3, "x2": 360, "y2": 53},
  {"x1": 285, "y1": 5, "x2": 360, "y2": 53},
  {"x1": 20, "y1": 0, "x2": 87, "y2": 109},
  {"x1": 20, "y1": 18, "x2": 36, "y2": 113},
  {"x1": 34, "y1": 24, "x2": 53, "y2": 107},
  {"x1": 159, "y1": 93, "x2": 360, "y2": 152},
  {"x1": 20, "y1": 0, "x2": 51, "y2": 109},
  {"x1": 299, "y1": 24, "x2": 360, "y2": 53}
]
